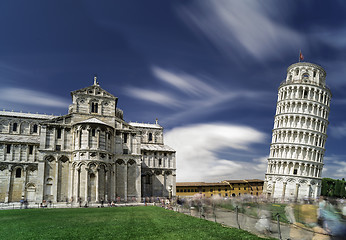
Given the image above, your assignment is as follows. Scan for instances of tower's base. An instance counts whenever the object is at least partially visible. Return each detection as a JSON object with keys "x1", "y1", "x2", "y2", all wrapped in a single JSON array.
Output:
[{"x1": 263, "y1": 174, "x2": 321, "y2": 201}]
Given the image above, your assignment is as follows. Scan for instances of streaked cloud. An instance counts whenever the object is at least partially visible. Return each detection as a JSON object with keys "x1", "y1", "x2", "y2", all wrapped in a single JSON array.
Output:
[
  {"x1": 123, "y1": 87, "x2": 182, "y2": 108},
  {"x1": 124, "y1": 66, "x2": 270, "y2": 124},
  {"x1": 165, "y1": 123, "x2": 267, "y2": 182},
  {"x1": 323, "y1": 155, "x2": 346, "y2": 179},
  {"x1": 178, "y1": 0, "x2": 304, "y2": 61},
  {"x1": 329, "y1": 122, "x2": 346, "y2": 138},
  {"x1": 152, "y1": 66, "x2": 219, "y2": 96},
  {"x1": 0, "y1": 87, "x2": 69, "y2": 108}
]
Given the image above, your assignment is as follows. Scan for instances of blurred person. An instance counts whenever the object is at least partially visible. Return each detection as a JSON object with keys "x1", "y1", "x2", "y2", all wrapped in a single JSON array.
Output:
[
  {"x1": 318, "y1": 198, "x2": 346, "y2": 239},
  {"x1": 255, "y1": 209, "x2": 271, "y2": 234}
]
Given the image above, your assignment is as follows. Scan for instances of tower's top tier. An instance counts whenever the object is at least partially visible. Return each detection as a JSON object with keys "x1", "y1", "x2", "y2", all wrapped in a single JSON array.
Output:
[{"x1": 285, "y1": 62, "x2": 326, "y2": 87}]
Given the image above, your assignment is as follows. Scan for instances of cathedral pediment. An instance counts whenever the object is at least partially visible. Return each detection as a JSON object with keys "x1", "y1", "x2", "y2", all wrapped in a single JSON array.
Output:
[
  {"x1": 71, "y1": 78, "x2": 117, "y2": 100},
  {"x1": 75, "y1": 117, "x2": 112, "y2": 127}
]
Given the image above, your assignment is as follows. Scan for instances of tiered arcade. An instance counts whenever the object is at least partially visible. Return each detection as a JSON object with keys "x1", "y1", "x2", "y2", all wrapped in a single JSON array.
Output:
[{"x1": 263, "y1": 62, "x2": 331, "y2": 201}]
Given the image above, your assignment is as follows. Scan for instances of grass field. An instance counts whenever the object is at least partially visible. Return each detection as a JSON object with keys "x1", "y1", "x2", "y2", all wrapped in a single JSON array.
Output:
[{"x1": 0, "y1": 206, "x2": 272, "y2": 240}]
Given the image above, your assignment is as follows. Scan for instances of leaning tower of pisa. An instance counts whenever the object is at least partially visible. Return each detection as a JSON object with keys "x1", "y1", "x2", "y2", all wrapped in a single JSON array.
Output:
[{"x1": 263, "y1": 62, "x2": 331, "y2": 201}]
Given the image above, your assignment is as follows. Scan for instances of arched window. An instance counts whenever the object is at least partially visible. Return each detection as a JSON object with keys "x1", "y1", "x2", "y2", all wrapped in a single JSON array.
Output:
[
  {"x1": 6, "y1": 144, "x2": 11, "y2": 153},
  {"x1": 302, "y1": 73, "x2": 309, "y2": 81},
  {"x1": 91, "y1": 102, "x2": 98, "y2": 113},
  {"x1": 57, "y1": 128, "x2": 62, "y2": 139},
  {"x1": 148, "y1": 133, "x2": 153, "y2": 142},
  {"x1": 16, "y1": 168, "x2": 21, "y2": 178},
  {"x1": 33, "y1": 124, "x2": 38, "y2": 133},
  {"x1": 145, "y1": 174, "x2": 151, "y2": 184},
  {"x1": 29, "y1": 145, "x2": 34, "y2": 155},
  {"x1": 13, "y1": 123, "x2": 18, "y2": 132},
  {"x1": 123, "y1": 133, "x2": 128, "y2": 143},
  {"x1": 303, "y1": 90, "x2": 308, "y2": 99},
  {"x1": 46, "y1": 178, "x2": 53, "y2": 195}
]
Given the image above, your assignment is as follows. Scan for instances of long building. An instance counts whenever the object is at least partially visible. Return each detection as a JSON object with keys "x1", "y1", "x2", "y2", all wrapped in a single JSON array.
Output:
[
  {"x1": 263, "y1": 62, "x2": 331, "y2": 201},
  {"x1": 176, "y1": 179, "x2": 264, "y2": 198},
  {"x1": 0, "y1": 79, "x2": 176, "y2": 203}
]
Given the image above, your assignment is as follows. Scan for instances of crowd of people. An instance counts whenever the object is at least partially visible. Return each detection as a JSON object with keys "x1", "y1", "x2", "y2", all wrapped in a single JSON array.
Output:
[{"x1": 174, "y1": 194, "x2": 346, "y2": 239}]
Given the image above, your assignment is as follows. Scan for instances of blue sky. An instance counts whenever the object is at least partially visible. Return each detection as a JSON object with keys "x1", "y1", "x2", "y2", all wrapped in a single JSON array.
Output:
[{"x1": 0, "y1": 0, "x2": 345, "y2": 182}]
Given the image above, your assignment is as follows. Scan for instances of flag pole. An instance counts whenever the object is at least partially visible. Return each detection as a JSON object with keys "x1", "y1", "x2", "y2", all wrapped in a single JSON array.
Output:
[{"x1": 299, "y1": 50, "x2": 301, "y2": 62}]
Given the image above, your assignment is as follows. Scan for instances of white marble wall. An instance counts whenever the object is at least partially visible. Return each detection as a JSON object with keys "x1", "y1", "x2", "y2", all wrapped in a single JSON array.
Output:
[{"x1": 264, "y1": 62, "x2": 330, "y2": 201}]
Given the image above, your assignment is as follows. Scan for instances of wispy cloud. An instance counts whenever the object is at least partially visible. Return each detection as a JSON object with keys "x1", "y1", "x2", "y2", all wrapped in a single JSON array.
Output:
[
  {"x1": 165, "y1": 123, "x2": 267, "y2": 182},
  {"x1": 152, "y1": 66, "x2": 219, "y2": 96},
  {"x1": 323, "y1": 155, "x2": 346, "y2": 179},
  {"x1": 177, "y1": 0, "x2": 304, "y2": 61},
  {"x1": 124, "y1": 66, "x2": 270, "y2": 124},
  {"x1": 123, "y1": 87, "x2": 182, "y2": 108},
  {"x1": 0, "y1": 87, "x2": 69, "y2": 108},
  {"x1": 329, "y1": 122, "x2": 346, "y2": 138}
]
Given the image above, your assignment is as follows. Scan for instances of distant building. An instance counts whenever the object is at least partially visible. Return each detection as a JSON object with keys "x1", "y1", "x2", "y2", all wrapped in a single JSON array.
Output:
[
  {"x1": 176, "y1": 179, "x2": 264, "y2": 198},
  {"x1": 0, "y1": 80, "x2": 176, "y2": 203},
  {"x1": 263, "y1": 62, "x2": 331, "y2": 201}
]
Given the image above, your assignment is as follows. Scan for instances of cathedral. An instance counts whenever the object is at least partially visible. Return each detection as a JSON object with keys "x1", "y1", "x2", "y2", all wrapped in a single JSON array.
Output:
[{"x1": 0, "y1": 79, "x2": 176, "y2": 204}]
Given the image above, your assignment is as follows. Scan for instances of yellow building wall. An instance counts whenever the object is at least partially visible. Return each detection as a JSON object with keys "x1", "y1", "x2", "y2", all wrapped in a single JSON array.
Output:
[{"x1": 176, "y1": 183, "x2": 263, "y2": 198}]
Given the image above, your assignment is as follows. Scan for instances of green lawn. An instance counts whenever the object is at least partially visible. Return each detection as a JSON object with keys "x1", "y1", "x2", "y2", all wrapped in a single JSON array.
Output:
[{"x1": 0, "y1": 206, "x2": 271, "y2": 240}]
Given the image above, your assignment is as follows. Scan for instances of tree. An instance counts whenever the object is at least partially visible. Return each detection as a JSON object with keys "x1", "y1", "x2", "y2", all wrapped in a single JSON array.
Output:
[
  {"x1": 334, "y1": 180, "x2": 342, "y2": 197},
  {"x1": 321, "y1": 178, "x2": 346, "y2": 198},
  {"x1": 341, "y1": 181, "x2": 346, "y2": 198}
]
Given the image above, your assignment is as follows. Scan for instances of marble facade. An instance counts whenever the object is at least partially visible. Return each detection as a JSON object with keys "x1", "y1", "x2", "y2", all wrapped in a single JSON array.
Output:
[{"x1": 0, "y1": 80, "x2": 176, "y2": 203}]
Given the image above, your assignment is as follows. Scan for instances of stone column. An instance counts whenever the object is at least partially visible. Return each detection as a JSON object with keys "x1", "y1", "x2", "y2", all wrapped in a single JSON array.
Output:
[
  {"x1": 163, "y1": 172, "x2": 166, "y2": 197},
  {"x1": 5, "y1": 169, "x2": 12, "y2": 203},
  {"x1": 105, "y1": 132, "x2": 108, "y2": 151},
  {"x1": 52, "y1": 128, "x2": 56, "y2": 150},
  {"x1": 68, "y1": 166, "x2": 74, "y2": 202},
  {"x1": 85, "y1": 168, "x2": 89, "y2": 203},
  {"x1": 135, "y1": 163, "x2": 141, "y2": 202},
  {"x1": 35, "y1": 161, "x2": 45, "y2": 203},
  {"x1": 18, "y1": 145, "x2": 22, "y2": 162},
  {"x1": 22, "y1": 166, "x2": 28, "y2": 198},
  {"x1": 72, "y1": 128, "x2": 75, "y2": 151},
  {"x1": 96, "y1": 168, "x2": 99, "y2": 202},
  {"x1": 11, "y1": 144, "x2": 14, "y2": 161},
  {"x1": 314, "y1": 183, "x2": 321, "y2": 198},
  {"x1": 32, "y1": 145, "x2": 37, "y2": 162},
  {"x1": 97, "y1": 129, "x2": 100, "y2": 149},
  {"x1": 40, "y1": 126, "x2": 47, "y2": 149},
  {"x1": 298, "y1": 163, "x2": 302, "y2": 175},
  {"x1": 76, "y1": 168, "x2": 80, "y2": 203},
  {"x1": 282, "y1": 182, "x2": 287, "y2": 201},
  {"x1": 271, "y1": 181, "x2": 276, "y2": 199},
  {"x1": 105, "y1": 169, "x2": 108, "y2": 202},
  {"x1": 114, "y1": 164, "x2": 117, "y2": 199},
  {"x1": 54, "y1": 161, "x2": 59, "y2": 202},
  {"x1": 130, "y1": 134, "x2": 133, "y2": 154},
  {"x1": 124, "y1": 164, "x2": 127, "y2": 201},
  {"x1": 78, "y1": 129, "x2": 82, "y2": 149},
  {"x1": 294, "y1": 183, "x2": 300, "y2": 201},
  {"x1": 87, "y1": 127, "x2": 90, "y2": 149},
  {"x1": 62, "y1": 128, "x2": 65, "y2": 150}
]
